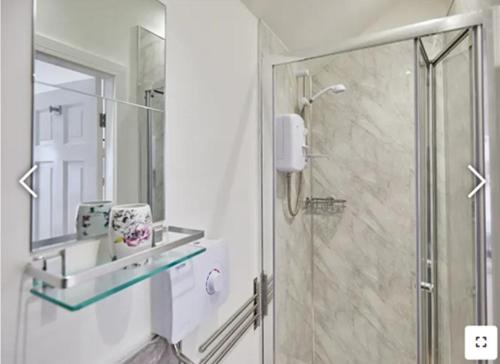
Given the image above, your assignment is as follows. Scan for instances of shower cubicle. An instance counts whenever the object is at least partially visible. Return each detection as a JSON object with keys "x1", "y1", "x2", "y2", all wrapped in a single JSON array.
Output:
[{"x1": 260, "y1": 9, "x2": 500, "y2": 364}]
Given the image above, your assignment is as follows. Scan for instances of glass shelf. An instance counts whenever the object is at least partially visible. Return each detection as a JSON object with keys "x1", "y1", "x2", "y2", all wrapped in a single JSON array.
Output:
[
  {"x1": 27, "y1": 226, "x2": 205, "y2": 311},
  {"x1": 31, "y1": 243, "x2": 206, "y2": 311}
]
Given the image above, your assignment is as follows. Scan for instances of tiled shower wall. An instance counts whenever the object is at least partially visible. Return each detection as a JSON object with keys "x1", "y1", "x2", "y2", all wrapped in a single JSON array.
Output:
[
  {"x1": 274, "y1": 69, "x2": 314, "y2": 364},
  {"x1": 260, "y1": 21, "x2": 315, "y2": 364},
  {"x1": 268, "y1": 33, "x2": 418, "y2": 364},
  {"x1": 309, "y1": 41, "x2": 417, "y2": 363},
  {"x1": 268, "y1": 29, "x2": 418, "y2": 364}
]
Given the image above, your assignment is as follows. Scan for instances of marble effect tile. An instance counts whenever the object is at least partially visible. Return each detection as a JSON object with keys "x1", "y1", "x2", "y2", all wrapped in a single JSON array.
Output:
[
  {"x1": 267, "y1": 21, "x2": 315, "y2": 364},
  {"x1": 310, "y1": 41, "x2": 417, "y2": 364}
]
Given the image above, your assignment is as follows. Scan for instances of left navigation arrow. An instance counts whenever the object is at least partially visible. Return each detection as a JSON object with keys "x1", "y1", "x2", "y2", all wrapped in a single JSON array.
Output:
[{"x1": 19, "y1": 165, "x2": 38, "y2": 198}]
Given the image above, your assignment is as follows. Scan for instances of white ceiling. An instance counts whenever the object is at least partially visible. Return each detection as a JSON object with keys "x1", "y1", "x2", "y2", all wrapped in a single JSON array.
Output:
[
  {"x1": 34, "y1": 60, "x2": 93, "y2": 94},
  {"x1": 242, "y1": 0, "x2": 450, "y2": 51}
]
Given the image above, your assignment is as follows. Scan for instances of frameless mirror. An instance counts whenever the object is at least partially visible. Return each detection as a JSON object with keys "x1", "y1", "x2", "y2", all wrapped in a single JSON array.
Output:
[{"x1": 31, "y1": 0, "x2": 166, "y2": 251}]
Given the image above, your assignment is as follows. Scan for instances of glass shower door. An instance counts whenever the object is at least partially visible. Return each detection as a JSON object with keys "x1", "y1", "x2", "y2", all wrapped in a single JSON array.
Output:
[
  {"x1": 266, "y1": 19, "x2": 489, "y2": 364},
  {"x1": 271, "y1": 39, "x2": 419, "y2": 364},
  {"x1": 416, "y1": 27, "x2": 486, "y2": 364},
  {"x1": 308, "y1": 40, "x2": 418, "y2": 364}
]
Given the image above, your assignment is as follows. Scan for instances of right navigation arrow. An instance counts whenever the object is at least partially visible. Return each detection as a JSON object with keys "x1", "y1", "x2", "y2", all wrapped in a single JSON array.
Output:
[{"x1": 468, "y1": 165, "x2": 486, "y2": 199}]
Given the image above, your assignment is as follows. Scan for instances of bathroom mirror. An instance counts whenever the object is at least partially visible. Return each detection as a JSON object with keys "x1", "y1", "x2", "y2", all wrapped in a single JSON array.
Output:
[{"x1": 31, "y1": 0, "x2": 166, "y2": 251}]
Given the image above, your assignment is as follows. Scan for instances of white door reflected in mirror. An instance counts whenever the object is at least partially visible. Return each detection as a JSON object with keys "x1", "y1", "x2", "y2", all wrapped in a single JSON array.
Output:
[{"x1": 33, "y1": 72, "x2": 101, "y2": 242}]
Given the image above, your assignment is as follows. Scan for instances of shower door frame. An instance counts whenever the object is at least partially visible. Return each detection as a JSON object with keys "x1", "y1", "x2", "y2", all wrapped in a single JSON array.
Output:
[
  {"x1": 261, "y1": 8, "x2": 500, "y2": 364},
  {"x1": 416, "y1": 27, "x2": 486, "y2": 364}
]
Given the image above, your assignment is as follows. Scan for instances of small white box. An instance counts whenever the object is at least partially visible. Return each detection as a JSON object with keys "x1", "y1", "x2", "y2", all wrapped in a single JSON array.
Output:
[
  {"x1": 275, "y1": 113, "x2": 307, "y2": 172},
  {"x1": 465, "y1": 325, "x2": 497, "y2": 360},
  {"x1": 151, "y1": 240, "x2": 229, "y2": 344}
]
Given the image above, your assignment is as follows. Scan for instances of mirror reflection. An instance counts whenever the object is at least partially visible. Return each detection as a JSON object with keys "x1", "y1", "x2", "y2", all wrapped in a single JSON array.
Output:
[{"x1": 31, "y1": 0, "x2": 166, "y2": 251}]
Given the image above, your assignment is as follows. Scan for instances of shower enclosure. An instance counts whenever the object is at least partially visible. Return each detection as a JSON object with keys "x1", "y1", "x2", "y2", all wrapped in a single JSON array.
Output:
[
  {"x1": 261, "y1": 10, "x2": 500, "y2": 364},
  {"x1": 144, "y1": 87, "x2": 166, "y2": 221}
]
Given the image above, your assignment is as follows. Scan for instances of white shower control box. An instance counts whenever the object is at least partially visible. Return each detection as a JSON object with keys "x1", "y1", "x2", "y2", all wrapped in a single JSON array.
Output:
[
  {"x1": 151, "y1": 239, "x2": 229, "y2": 344},
  {"x1": 275, "y1": 113, "x2": 307, "y2": 172}
]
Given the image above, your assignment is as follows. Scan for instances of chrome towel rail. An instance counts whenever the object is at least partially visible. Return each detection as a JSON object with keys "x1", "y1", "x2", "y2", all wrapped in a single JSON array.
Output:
[
  {"x1": 172, "y1": 275, "x2": 269, "y2": 364},
  {"x1": 198, "y1": 293, "x2": 258, "y2": 353},
  {"x1": 209, "y1": 313, "x2": 261, "y2": 364},
  {"x1": 200, "y1": 311, "x2": 259, "y2": 364}
]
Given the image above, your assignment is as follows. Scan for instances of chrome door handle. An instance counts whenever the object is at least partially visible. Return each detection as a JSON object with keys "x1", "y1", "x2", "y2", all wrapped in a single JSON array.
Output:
[{"x1": 420, "y1": 281, "x2": 434, "y2": 293}]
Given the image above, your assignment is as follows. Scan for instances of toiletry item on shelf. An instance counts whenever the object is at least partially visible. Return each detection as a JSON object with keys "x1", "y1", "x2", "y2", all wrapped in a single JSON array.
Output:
[
  {"x1": 109, "y1": 203, "x2": 153, "y2": 261},
  {"x1": 76, "y1": 201, "x2": 112, "y2": 240},
  {"x1": 153, "y1": 224, "x2": 165, "y2": 246}
]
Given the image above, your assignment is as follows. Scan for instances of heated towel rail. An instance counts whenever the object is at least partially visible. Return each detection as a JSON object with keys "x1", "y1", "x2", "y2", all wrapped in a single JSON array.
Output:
[{"x1": 171, "y1": 273, "x2": 273, "y2": 364}]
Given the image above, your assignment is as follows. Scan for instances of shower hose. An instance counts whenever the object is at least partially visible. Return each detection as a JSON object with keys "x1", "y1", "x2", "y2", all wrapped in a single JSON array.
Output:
[{"x1": 286, "y1": 171, "x2": 303, "y2": 217}]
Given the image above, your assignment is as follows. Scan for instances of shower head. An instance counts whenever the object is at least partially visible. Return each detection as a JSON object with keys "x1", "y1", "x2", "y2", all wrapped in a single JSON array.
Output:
[
  {"x1": 310, "y1": 84, "x2": 346, "y2": 103},
  {"x1": 300, "y1": 83, "x2": 346, "y2": 109}
]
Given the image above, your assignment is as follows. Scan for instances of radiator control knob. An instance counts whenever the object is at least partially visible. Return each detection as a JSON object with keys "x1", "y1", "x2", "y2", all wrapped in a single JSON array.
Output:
[{"x1": 206, "y1": 269, "x2": 222, "y2": 295}]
